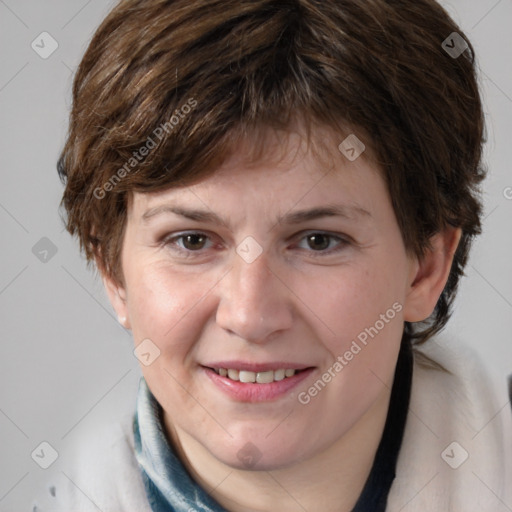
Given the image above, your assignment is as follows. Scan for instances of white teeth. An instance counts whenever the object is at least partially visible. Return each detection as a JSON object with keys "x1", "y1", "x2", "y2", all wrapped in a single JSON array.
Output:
[
  {"x1": 256, "y1": 370, "x2": 274, "y2": 384},
  {"x1": 227, "y1": 369, "x2": 239, "y2": 381},
  {"x1": 239, "y1": 370, "x2": 256, "y2": 383},
  {"x1": 214, "y1": 367, "x2": 300, "y2": 383},
  {"x1": 273, "y1": 369, "x2": 286, "y2": 381}
]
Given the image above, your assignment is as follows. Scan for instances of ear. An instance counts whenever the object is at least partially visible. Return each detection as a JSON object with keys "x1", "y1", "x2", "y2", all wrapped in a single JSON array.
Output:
[
  {"x1": 92, "y1": 242, "x2": 131, "y2": 329},
  {"x1": 403, "y1": 226, "x2": 462, "y2": 322},
  {"x1": 101, "y1": 270, "x2": 131, "y2": 330}
]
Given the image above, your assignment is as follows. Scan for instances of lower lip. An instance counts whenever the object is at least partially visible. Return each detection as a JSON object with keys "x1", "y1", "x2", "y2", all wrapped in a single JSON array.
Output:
[{"x1": 202, "y1": 366, "x2": 315, "y2": 403}]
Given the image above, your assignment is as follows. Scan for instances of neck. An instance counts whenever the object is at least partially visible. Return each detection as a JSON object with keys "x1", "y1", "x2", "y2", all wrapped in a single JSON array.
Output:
[{"x1": 164, "y1": 386, "x2": 391, "y2": 512}]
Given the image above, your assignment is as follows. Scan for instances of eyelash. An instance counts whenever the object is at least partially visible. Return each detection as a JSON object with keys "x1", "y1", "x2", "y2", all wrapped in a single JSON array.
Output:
[{"x1": 160, "y1": 231, "x2": 350, "y2": 258}]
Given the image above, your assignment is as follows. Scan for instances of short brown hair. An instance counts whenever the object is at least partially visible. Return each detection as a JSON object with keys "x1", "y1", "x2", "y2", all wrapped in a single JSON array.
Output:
[{"x1": 58, "y1": 0, "x2": 485, "y2": 348}]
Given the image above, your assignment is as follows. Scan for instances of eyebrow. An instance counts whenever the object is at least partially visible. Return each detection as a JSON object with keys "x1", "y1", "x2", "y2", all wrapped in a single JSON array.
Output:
[{"x1": 141, "y1": 203, "x2": 372, "y2": 227}]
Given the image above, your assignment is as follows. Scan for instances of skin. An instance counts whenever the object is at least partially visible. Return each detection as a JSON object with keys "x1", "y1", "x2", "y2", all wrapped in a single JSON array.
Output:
[{"x1": 102, "y1": 126, "x2": 461, "y2": 512}]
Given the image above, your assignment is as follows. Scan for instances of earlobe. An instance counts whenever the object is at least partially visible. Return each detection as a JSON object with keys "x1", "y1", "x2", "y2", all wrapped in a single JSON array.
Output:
[
  {"x1": 93, "y1": 244, "x2": 131, "y2": 329},
  {"x1": 403, "y1": 227, "x2": 462, "y2": 322},
  {"x1": 101, "y1": 272, "x2": 131, "y2": 329}
]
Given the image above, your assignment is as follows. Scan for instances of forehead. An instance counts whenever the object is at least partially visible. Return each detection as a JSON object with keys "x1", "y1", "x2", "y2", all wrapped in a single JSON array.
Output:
[{"x1": 128, "y1": 123, "x2": 382, "y2": 219}]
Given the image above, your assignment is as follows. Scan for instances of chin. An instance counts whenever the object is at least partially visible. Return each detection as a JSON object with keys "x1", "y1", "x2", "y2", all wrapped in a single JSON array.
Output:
[{"x1": 207, "y1": 436, "x2": 313, "y2": 472}]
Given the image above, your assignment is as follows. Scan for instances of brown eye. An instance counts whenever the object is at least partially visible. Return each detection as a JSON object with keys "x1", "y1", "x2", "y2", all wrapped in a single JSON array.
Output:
[
  {"x1": 163, "y1": 232, "x2": 214, "y2": 254},
  {"x1": 306, "y1": 233, "x2": 331, "y2": 251},
  {"x1": 295, "y1": 231, "x2": 349, "y2": 257},
  {"x1": 181, "y1": 233, "x2": 208, "y2": 250}
]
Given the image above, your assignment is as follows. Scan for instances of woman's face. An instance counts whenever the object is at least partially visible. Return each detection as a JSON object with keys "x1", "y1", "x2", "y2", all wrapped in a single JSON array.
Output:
[{"x1": 108, "y1": 128, "x2": 419, "y2": 470}]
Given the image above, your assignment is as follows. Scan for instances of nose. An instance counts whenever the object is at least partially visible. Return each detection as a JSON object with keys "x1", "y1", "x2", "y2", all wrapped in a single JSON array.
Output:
[{"x1": 215, "y1": 250, "x2": 294, "y2": 343}]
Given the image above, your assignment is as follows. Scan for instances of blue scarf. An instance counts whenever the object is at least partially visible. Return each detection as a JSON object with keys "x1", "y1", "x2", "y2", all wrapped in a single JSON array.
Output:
[
  {"x1": 133, "y1": 339, "x2": 412, "y2": 511},
  {"x1": 133, "y1": 377, "x2": 226, "y2": 512}
]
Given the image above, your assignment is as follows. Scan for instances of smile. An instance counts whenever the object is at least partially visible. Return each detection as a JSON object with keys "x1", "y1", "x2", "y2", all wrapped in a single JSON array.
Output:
[
  {"x1": 212, "y1": 368, "x2": 302, "y2": 383},
  {"x1": 203, "y1": 364, "x2": 316, "y2": 402}
]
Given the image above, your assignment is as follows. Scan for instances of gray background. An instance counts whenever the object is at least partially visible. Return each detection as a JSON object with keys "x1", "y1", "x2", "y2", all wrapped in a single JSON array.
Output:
[{"x1": 0, "y1": 1, "x2": 511, "y2": 510}]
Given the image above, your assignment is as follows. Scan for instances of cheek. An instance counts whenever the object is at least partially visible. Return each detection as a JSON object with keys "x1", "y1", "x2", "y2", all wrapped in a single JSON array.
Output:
[
  {"x1": 125, "y1": 262, "x2": 216, "y2": 344},
  {"x1": 293, "y1": 261, "x2": 405, "y2": 426},
  {"x1": 295, "y1": 258, "x2": 405, "y2": 348}
]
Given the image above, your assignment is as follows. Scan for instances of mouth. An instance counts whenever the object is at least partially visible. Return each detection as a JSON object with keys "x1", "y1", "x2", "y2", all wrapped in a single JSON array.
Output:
[
  {"x1": 209, "y1": 367, "x2": 308, "y2": 384},
  {"x1": 201, "y1": 362, "x2": 316, "y2": 402}
]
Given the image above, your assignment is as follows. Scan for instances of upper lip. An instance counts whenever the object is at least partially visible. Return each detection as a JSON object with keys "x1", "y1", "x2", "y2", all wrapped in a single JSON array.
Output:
[{"x1": 203, "y1": 361, "x2": 314, "y2": 372}]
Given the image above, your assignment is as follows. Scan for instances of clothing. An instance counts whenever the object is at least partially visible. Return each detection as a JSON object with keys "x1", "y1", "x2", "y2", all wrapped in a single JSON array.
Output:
[
  {"x1": 133, "y1": 338, "x2": 413, "y2": 512},
  {"x1": 352, "y1": 338, "x2": 412, "y2": 510},
  {"x1": 32, "y1": 338, "x2": 512, "y2": 511}
]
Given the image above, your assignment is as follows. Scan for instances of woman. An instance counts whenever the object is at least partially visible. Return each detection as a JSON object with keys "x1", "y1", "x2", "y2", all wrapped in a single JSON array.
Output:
[{"x1": 33, "y1": 0, "x2": 511, "y2": 510}]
